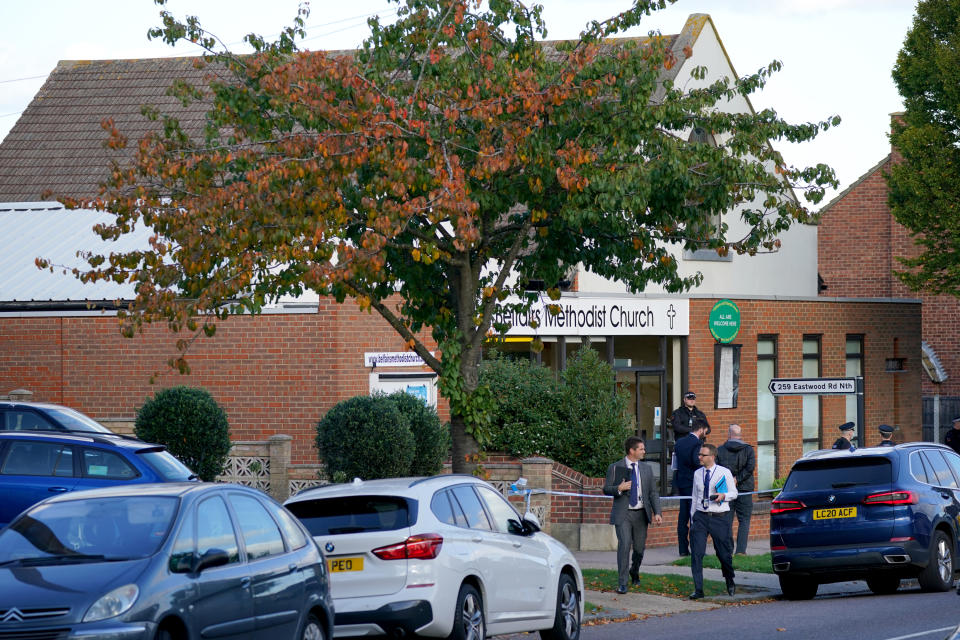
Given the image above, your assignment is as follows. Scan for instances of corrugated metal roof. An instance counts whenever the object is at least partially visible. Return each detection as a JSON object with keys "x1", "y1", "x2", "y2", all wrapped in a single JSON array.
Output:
[{"x1": 0, "y1": 201, "x2": 150, "y2": 302}]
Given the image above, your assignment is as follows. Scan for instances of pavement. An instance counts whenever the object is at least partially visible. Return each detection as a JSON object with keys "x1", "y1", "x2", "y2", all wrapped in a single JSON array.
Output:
[{"x1": 574, "y1": 539, "x2": 875, "y2": 623}]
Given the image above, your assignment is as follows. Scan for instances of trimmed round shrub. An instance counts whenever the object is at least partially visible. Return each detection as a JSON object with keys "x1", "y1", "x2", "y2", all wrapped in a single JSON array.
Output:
[
  {"x1": 316, "y1": 395, "x2": 415, "y2": 481},
  {"x1": 134, "y1": 386, "x2": 230, "y2": 481},
  {"x1": 387, "y1": 391, "x2": 449, "y2": 476}
]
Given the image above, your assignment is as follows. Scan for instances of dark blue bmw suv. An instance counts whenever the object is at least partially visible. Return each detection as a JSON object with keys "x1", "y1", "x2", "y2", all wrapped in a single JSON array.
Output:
[{"x1": 771, "y1": 442, "x2": 960, "y2": 599}]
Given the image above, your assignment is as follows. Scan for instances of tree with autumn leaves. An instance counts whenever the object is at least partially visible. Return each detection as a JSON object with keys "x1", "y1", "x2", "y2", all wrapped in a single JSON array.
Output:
[{"x1": 53, "y1": 0, "x2": 838, "y2": 473}]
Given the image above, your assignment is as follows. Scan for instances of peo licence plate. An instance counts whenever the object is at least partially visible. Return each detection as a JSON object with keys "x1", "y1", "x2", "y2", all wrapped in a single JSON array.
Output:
[
  {"x1": 328, "y1": 557, "x2": 364, "y2": 572},
  {"x1": 813, "y1": 506, "x2": 857, "y2": 520}
]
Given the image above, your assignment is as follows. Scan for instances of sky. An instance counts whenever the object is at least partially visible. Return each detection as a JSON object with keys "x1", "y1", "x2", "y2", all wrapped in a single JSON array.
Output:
[{"x1": 0, "y1": 0, "x2": 919, "y2": 206}]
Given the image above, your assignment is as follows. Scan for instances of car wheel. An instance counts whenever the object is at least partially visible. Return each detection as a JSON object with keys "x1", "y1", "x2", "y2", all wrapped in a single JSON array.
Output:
[
  {"x1": 866, "y1": 574, "x2": 900, "y2": 595},
  {"x1": 448, "y1": 584, "x2": 485, "y2": 640},
  {"x1": 778, "y1": 575, "x2": 818, "y2": 600},
  {"x1": 540, "y1": 574, "x2": 580, "y2": 640},
  {"x1": 300, "y1": 613, "x2": 325, "y2": 640},
  {"x1": 919, "y1": 530, "x2": 954, "y2": 592}
]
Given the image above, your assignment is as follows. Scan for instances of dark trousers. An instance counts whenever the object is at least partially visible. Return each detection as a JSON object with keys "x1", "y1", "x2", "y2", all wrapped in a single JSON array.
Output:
[
  {"x1": 676, "y1": 486, "x2": 692, "y2": 554},
  {"x1": 726, "y1": 493, "x2": 753, "y2": 554},
  {"x1": 615, "y1": 509, "x2": 649, "y2": 587},
  {"x1": 690, "y1": 510, "x2": 735, "y2": 594}
]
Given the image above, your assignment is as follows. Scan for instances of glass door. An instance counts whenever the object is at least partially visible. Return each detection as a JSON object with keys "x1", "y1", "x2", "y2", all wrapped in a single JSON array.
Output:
[{"x1": 615, "y1": 368, "x2": 667, "y2": 492}]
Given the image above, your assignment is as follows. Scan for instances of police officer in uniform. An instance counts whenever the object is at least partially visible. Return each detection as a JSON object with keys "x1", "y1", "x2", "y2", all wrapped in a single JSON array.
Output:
[
  {"x1": 670, "y1": 391, "x2": 710, "y2": 439},
  {"x1": 877, "y1": 424, "x2": 896, "y2": 447},
  {"x1": 832, "y1": 422, "x2": 856, "y2": 451}
]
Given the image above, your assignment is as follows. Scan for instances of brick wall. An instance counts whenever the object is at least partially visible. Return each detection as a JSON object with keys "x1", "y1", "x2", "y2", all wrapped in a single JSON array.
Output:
[
  {"x1": 817, "y1": 156, "x2": 960, "y2": 397},
  {"x1": 687, "y1": 298, "x2": 922, "y2": 481},
  {"x1": 0, "y1": 298, "x2": 440, "y2": 466}
]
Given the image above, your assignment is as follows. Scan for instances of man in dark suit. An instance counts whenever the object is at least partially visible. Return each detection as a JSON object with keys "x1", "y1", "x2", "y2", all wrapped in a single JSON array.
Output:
[
  {"x1": 673, "y1": 421, "x2": 708, "y2": 556},
  {"x1": 603, "y1": 436, "x2": 662, "y2": 594}
]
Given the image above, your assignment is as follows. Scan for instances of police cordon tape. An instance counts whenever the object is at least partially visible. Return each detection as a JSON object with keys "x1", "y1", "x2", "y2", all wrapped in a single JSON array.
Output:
[{"x1": 507, "y1": 480, "x2": 779, "y2": 511}]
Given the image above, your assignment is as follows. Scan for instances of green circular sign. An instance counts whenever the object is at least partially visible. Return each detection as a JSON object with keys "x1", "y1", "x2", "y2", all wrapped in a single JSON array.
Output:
[{"x1": 709, "y1": 299, "x2": 740, "y2": 343}]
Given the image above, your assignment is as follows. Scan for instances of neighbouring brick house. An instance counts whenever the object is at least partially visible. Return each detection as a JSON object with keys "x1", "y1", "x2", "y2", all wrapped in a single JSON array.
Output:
[
  {"x1": 818, "y1": 114, "x2": 960, "y2": 444},
  {"x1": 0, "y1": 15, "x2": 924, "y2": 549}
]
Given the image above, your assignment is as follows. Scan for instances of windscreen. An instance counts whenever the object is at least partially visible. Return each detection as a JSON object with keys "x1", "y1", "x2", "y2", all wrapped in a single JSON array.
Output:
[
  {"x1": 286, "y1": 495, "x2": 414, "y2": 536},
  {"x1": 0, "y1": 496, "x2": 178, "y2": 564},
  {"x1": 42, "y1": 406, "x2": 112, "y2": 433},
  {"x1": 784, "y1": 458, "x2": 892, "y2": 491}
]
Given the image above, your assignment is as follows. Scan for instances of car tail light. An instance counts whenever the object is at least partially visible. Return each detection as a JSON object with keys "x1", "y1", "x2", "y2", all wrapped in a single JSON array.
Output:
[
  {"x1": 770, "y1": 499, "x2": 805, "y2": 515},
  {"x1": 770, "y1": 545, "x2": 786, "y2": 551},
  {"x1": 372, "y1": 534, "x2": 443, "y2": 560},
  {"x1": 863, "y1": 491, "x2": 917, "y2": 505}
]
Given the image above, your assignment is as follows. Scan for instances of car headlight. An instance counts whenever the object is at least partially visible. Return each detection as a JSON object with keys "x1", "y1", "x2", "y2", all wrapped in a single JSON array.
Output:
[{"x1": 83, "y1": 584, "x2": 139, "y2": 622}]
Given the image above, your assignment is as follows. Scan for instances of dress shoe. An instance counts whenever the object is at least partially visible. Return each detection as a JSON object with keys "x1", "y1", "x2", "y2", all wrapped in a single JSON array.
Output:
[
  {"x1": 616, "y1": 585, "x2": 628, "y2": 594},
  {"x1": 630, "y1": 572, "x2": 640, "y2": 585},
  {"x1": 678, "y1": 551, "x2": 690, "y2": 557},
  {"x1": 726, "y1": 579, "x2": 736, "y2": 596},
  {"x1": 687, "y1": 591, "x2": 705, "y2": 600}
]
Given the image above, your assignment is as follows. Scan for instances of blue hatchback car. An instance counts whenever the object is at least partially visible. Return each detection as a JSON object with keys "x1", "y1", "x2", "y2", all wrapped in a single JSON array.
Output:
[
  {"x1": 771, "y1": 442, "x2": 960, "y2": 599},
  {"x1": 0, "y1": 431, "x2": 196, "y2": 528},
  {"x1": 0, "y1": 483, "x2": 334, "y2": 640}
]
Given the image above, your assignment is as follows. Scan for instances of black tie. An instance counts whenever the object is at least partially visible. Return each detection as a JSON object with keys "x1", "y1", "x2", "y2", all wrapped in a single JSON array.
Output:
[{"x1": 630, "y1": 463, "x2": 639, "y2": 507}]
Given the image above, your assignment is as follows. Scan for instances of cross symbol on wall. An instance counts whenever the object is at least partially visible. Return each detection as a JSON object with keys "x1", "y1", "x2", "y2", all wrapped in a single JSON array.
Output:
[{"x1": 667, "y1": 304, "x2": 676, "y2": 330}]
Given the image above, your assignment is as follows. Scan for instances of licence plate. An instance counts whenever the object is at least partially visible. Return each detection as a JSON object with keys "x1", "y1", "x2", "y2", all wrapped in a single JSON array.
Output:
[
  {"x1": 813, "y1": 506, "x2": 857, "y2": 520},
  {"x1": 328, "y1": 557, "x2": 364, "y2": 572}
]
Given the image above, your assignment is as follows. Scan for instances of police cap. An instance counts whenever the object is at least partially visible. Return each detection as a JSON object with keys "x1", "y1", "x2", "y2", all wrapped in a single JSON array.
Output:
[
  {"x1": 878, "y1": 424, "x2": 894, "y2": 435},
  {"x1": 838, "y1": 422, "x2": 855, "y2": 433},
  {"x1": 684, "y1": 391, "x2": 696, "y2": 400}
]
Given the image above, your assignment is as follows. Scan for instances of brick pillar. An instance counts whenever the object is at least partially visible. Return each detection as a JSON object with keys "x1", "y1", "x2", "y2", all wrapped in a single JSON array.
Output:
[
  {"x1": 521, "y1": 457, "x2": 553, "y2": 534},
  {"x1": 268, "y1": 434, "x2": 293, "y2": 502}
]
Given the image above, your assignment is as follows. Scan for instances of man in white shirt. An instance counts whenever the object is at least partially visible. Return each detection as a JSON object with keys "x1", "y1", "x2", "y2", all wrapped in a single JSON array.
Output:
[{"x1": 687, "y1": 443, "x2": 737, "y2": 599}]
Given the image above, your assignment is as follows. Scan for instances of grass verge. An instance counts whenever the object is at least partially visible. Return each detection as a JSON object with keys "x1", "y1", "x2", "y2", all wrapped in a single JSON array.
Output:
[
  {"x1": 582, "y1": 568, "x2": 735, "y2": 598},
  {"x1": 671, "y1": 552, "x2": 772, "y2": 573}
]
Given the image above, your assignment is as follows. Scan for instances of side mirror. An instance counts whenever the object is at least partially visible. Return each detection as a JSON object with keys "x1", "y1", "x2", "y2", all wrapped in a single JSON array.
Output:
[
  {"x1": 522, "y1": 512, "x2": 541, "y2": 533},
  {"x1": 196, "y1": 548, "x2": 230, "y2": 573},
  {"x1": 169, "y1": 552, "x2": 195, "y2": 574}
]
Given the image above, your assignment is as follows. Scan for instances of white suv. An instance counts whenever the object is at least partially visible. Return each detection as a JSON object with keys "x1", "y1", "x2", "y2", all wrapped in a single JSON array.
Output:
[{"x1": 285, "y1": 475, "x2": 583, "y2": 640}]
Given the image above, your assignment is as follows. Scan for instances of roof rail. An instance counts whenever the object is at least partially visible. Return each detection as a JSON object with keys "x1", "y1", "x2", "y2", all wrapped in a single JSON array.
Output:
[{"x1": 408, "y1": 474, "x2": 478, "y2": 488}]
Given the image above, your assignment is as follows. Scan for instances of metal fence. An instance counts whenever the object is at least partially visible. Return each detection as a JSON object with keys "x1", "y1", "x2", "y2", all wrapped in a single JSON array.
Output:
[{"x1": 922, "y1": 396, "x2": 960, "y2": 443}]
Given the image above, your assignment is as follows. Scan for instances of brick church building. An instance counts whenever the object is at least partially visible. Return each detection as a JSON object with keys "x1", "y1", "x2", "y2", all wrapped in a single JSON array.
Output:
[
  {"x1": 818, "y1": 114, "x2": 960, "y2": 443},
  {"x1": 0, "y1": 15, "x2": 925, "y2": 524}
]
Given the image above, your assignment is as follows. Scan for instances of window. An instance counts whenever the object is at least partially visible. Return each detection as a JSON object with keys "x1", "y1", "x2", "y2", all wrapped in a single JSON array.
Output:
[
  {"x1": 266, "y1": 502, "x2": 308, "y2": 550},
  {"x1": 802, "y1": 336, "x2": 822, "y2": 453},
  {"x1": 1, "y1": 410, "x2": 57, "y2": 431},
  {"x1": 756, "y1": 336, "x2": 777, "y2": 491},
  {"x1": 285, "y1": 496, "x2": 412, "y2": 536},
  {"x1": 846, "y1": 335, "x2": 864, "y2": 438},
  {"x1": 169, "y1": 508, "x2": 195, "y2": 573},
  {"x1": 450, "y1": 485, "x2": 492, "y2": 531},
  {"x1": 229, "y1": 494, "x2": 285, "y2": 560},
  {"x1": 922, "y1": 450, "x2": 959, "y2": 488},
  {"x1": 476, "y1": 485, "x2": 524, "y2": 535},
  {"x1": 82, "y1": 449, "x2": 137, "y2": 479},
  {"x1": 197, "y1": 496, "x2": 240, "y2": 564},
  {"x1": 714, "y1": 344, "x2": 740, "y2": 409},
  {"x1": 0, "y1": 441, "x2": 74, "y2": 476}
]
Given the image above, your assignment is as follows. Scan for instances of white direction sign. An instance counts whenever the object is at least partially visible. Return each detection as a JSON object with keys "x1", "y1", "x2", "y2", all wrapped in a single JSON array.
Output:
[{"x1": 768, "y1": 377, "x2": 857, "y2": 396}]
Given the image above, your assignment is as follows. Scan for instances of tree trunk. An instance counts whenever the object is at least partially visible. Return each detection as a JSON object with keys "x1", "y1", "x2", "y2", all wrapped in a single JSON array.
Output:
[{"x1": 449, "y1": 413, "x2": 479, "y2": 474}]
